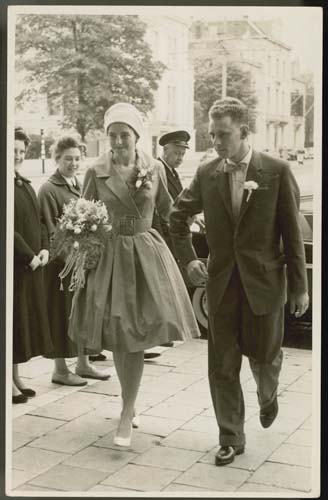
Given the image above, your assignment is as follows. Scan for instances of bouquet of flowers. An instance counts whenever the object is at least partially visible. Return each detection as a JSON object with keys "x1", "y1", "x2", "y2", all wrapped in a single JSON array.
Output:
[{"x1": 51, "y1": 198, "x2": 111, "y2": 292}]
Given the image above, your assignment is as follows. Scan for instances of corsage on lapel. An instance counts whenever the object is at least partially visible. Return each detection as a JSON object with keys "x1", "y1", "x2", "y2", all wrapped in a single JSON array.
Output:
[
  {"x1": 244, "y1": 180, "x2": 259, "y2": 202},
  {"x1": 135, "y1": 157, "x2": 154, "y2": 189}
]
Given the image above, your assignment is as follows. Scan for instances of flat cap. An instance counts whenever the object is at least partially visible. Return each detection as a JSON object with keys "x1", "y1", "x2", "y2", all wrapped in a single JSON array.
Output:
[{"x1": 159, "y1": 130, "x2": 190, "y2": 148}]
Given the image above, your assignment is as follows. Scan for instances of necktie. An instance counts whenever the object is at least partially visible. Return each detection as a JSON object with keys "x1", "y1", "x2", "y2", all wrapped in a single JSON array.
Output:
[{"x1": 223, "y1": 161, "x2": 247, "y2": 174}]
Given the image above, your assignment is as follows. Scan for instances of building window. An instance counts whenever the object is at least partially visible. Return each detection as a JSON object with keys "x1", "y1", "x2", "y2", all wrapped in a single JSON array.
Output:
[
  {"x1": 267, "y1": 55, "x2": 271, "y2": 75},
  {"x1": 275, "y1": 88, "x2": 279, "y2": 113},
  {"x1": 167, "y1": 85, "x2": 176, "y2": 122},
  {"x1": 276, "y1": 58, "x2": 280, "y2": 77},
  {"x1": 266, "y1": 86, "x2": 271, "y2": 112},
  {"x1": 282, "y1": 60, "x2": 285, "y2": 79},
  {"x1": 281, "y1": 91, "x2": 285, "y2": 113}
]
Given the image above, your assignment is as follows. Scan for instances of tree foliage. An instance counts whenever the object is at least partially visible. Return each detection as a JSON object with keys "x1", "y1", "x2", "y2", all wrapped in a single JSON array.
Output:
[
  {"x1": 15, "y1": 15, "x2": 165, "y2": 141},
  {"x1": 194, "y1": 58, "x2": 258, "y2": 151}
]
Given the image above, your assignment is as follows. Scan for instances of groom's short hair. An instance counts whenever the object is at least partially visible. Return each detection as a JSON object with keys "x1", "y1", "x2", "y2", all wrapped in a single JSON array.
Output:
[{"x1": 209, "y1": 97, "x2": 248, "y2": 124}]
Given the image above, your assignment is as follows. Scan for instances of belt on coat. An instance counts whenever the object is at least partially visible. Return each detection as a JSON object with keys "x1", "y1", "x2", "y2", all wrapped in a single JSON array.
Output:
[{"x1": 112, "y1": 216, "x2": 152, "y2": 236}]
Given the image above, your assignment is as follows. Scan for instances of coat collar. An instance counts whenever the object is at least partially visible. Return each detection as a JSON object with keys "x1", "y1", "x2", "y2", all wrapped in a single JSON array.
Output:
[
  {"x1": 15, "y1": 171, "x2": 31, "y2": 184},
  {"x1": 93, "y1": 149, "x2": 153, "y2": 214},
  {"x1": 48, "y1": 168, "x2": 81, "y2": 196}
]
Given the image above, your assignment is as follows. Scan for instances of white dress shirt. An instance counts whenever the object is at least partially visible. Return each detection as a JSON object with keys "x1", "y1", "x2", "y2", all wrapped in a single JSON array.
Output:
[{"x1": 225, "y1": 146, "x2": 253, "y2": 221}]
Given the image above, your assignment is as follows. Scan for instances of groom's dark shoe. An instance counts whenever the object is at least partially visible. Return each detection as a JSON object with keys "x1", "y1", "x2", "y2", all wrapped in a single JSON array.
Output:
[
  {"x1": 215, "y1": 445, "x2": 245, "y2": 466},
  {"x1": 260, "y1": 396, "x2": 278, "y2": 428}
]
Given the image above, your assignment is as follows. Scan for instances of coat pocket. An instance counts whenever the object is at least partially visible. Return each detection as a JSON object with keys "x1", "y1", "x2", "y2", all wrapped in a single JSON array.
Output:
[{"x1": 262, "y1": 255, "x2": 286, "y2": 272}]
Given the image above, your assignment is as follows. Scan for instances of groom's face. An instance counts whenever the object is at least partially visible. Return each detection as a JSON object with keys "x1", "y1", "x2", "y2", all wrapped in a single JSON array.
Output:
[{"x1": 209, "y1": 115, "x2": 245, "y2": 160}]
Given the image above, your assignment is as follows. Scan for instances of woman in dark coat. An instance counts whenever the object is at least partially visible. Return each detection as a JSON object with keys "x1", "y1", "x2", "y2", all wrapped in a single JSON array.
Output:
[
  {"x1": 13, "y1": 127, "x2": 53, "y2": 403},
  {"x1": 38, "y1": 136, "x2": 111, "y2": 385}
]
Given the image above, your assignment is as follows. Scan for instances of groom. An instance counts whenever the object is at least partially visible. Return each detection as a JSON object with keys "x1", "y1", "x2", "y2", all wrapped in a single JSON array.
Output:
[{"x1": 170, "y1": 97, "x2": 309, "y2": 466}]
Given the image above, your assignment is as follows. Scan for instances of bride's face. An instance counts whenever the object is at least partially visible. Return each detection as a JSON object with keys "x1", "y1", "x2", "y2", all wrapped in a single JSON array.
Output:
[{"x1": 107, "y1": 123, "x2": 137, "y2": 161}]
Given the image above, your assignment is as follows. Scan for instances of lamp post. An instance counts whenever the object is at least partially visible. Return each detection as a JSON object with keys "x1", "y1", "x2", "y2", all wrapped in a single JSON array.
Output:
[{"x1": 40, "y1": 128, "x2": 46, "y2": 174}]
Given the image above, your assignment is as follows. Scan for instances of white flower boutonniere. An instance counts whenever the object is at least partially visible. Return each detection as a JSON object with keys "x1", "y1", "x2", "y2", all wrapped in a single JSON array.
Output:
[
  {"x1": 244, "y1": 180, "x2": 259, "y2": 202},
  {"x1": 135, "y1": 165, "x2": 154, "y2": 189}
]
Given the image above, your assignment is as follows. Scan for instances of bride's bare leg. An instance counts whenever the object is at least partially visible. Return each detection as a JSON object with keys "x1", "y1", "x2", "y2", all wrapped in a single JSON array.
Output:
[{"x1": 114, "y1": 351, "x2": 144, "y2": 439}]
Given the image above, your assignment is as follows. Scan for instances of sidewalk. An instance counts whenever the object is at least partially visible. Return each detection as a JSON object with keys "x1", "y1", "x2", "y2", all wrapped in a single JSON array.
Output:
[{"x1": 10, "y1": 341, "x2": 315, "y2": 495}]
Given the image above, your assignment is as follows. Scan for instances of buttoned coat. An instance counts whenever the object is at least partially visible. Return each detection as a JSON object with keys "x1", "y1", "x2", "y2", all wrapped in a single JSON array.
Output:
[
  {"x1": 170, "y1": 150, "x2": 308, "y2": 316},
  {"x1": 38, "y1": 169, "x2": 81, "y2": 358},
  {"x1": 14, "y1": 173, "x2": 52, "y2": 363}
]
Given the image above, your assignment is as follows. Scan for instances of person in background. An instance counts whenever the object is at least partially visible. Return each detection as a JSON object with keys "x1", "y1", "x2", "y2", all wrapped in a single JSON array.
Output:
[
  {"x1": 170, "y1": 97, "x2": 308, "y2": 466},
  {"x1": 68, "y1": 102, "x2": 200, "y2": 447},
  {"x1": 38, "y1": 136, "x2": 111, "y2": 385},
  {"x1": 13, "y1": 127, "x2": 53, "y2": 403}
]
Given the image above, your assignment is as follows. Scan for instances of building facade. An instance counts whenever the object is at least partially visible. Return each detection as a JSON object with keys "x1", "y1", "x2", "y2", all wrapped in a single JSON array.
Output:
[{"x1": 190, "y1": 16, "x2": 306, "y2": 153}]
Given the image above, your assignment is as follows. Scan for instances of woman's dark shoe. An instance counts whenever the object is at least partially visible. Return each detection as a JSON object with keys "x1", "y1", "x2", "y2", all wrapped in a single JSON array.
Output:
[
  {"x1": 260, "y1": 397, "x2": 279, "y2": 428},
  {"x1": 144, "y1": 352, "x2": 161, "y2": 359},
  {"x1": 89, "y1": 353, "x2": 107, "y2": 362},
  {"x1": 161, "y1": 342, "x2": 174, "y2": 347},
  {"x1": 19, "y1": 388, "x2": 36, "y2": 397},
  {"x1": 12, "y1": 393, "x2": 28, "y2": 404},
  {"x1": 215, "y1": 445, "x2": 245, "y2": 466}
]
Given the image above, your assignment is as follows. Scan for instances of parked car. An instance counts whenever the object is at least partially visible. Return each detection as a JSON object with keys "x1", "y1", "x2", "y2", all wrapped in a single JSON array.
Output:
[{"x1": 189, "y1": 196, "x2": 313, "y2": 337}]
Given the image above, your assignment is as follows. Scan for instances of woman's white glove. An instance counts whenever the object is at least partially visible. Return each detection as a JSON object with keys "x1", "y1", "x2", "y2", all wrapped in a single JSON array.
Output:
[
  {"x1": 37, "y1": 249, "x2": 49, "y2": 267},
  {"x1": 29, "y1": 255, "x2": 42, "y2": 271}
]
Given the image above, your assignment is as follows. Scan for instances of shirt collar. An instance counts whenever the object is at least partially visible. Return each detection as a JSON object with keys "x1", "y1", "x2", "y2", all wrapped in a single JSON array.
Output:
[
  {"x1": 61, "y1": 174, "x2": 76, "y2": 186},
  {"x1": 226, "y1": 146, "x2": 253, "y2": 168}
]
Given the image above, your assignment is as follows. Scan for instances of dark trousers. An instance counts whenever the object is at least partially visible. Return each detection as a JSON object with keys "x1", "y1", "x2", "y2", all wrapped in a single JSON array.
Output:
[{"x1": 208, "y1": 266, "x2": 284, "y2": 447}]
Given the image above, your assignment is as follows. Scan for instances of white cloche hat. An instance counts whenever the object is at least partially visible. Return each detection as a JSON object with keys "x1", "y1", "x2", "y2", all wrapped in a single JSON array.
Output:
[{"x1": 104, "y1": 102, "x2": 144, "y2": 138}]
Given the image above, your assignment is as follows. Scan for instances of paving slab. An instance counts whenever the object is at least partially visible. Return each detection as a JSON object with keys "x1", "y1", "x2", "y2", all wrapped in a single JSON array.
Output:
[
  {"x1": 237, "y1": 481, "x2": 305, "y2": 494},
  {"x1": 62, "y1": 445, "x2": 138, "y2": 472},
  {"x1": 174, "y1": 462, "x2": 251, "y2": 491},
  {"x1": 14, "y1": 483, "x2": 60, "y2": 492},
  {"x1": 13, "y1": 445, "x2": 69, "y2": 473},
  {"x1": 161, "y1": 429, "x2": 216, "y2": 452},
  {"x1": 11, "y1": 402, "x2": 39, "y2": 419},
  {"x1": 286, "y1": 428, "x2": 312, "y2": 446},
  {"x1": 249, "y1": 462, "x2": 312, "y2": 492},
  {"x1": 11, "y1": 469, "x2": 40, "y2": 490},
  {"x1": 166, "y1": 390, "x2": 212, "y2": 409},
  {"x1": 101, "y1": 463, "x2": 180, "y2": 491},
  {"x1": 181, "y1": 415, "x2": 219, "y2": 435},
  {"x1": 28, "y1": 391, "x2": 109, "y2": 421},
  {"x1": 132, "y1": 445, "x2": 204, "y2": 471},
  {"x1": 144, "y1": 401, "x2": 202, "y2": 421},
  {"x1": 57, "y1": 410, "x2": 118, "y2": 436},
  {"x1": 29, "y1": 428, "x2": 98, "y2": 454},
  {"x1": 27, "y1": 464, "x2": 110, "y2": 491},
  {"x1": 268, "y1": 442, "x2": 312, "y2": 467},
  {"x1": 12, "y1": 414, "x2": 65, "y2": 437},
  {"x1": 12, "y1": 431, "x2": 36, "y2": 451},
  {"x1": 163, "y1": 483, "x2": 217, "y2": 492},
  {"x1": 135, "y1": 414, "x2": 184, "y2": 437}
]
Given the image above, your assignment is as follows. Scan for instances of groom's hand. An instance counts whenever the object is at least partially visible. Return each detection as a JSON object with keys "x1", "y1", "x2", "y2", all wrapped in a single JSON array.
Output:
[
  {"x1": 289, "y1": 291, "x2": 309, "y2": 317},
  {"x1": 187, "y1": 259, "x2": 208, "y2": 286}
]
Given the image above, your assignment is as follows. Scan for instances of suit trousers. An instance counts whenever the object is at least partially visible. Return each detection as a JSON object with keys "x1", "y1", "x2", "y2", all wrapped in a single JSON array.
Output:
[{"x1": 208, "y1": 265, "x2": 284, "y2": 446}]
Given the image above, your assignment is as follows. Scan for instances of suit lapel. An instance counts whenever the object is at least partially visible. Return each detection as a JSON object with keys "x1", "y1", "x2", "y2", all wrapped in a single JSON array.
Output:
[
  {"x1": 214, "y1": 159, "x2": 234, "y2": 222},
  {"x1": 237, "y1": 150, "x2": 263, "y2": 226}
]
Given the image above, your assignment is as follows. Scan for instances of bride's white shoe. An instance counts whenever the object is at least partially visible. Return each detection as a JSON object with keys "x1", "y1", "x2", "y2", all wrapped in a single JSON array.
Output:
[
  {"x1": 114, "y1": 426, "x2": 132, "y2": 447},
  {"x1": 132, "y1": 412, "x2": 140, "y2": 428}
]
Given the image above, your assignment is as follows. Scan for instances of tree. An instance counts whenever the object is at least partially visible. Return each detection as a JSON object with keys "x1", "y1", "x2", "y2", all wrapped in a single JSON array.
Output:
[
  {"x1": 194, "y1": 58, "x2": 258, "y2": 151},
  {"x1": 15, "y1": 15, "x2": 165, "y2": 141}
]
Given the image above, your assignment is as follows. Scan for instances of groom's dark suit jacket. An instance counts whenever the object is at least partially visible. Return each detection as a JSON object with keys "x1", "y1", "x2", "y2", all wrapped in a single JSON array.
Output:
[{"x1": 170, "y1": 150, "x2": 308, "y2": 316}]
